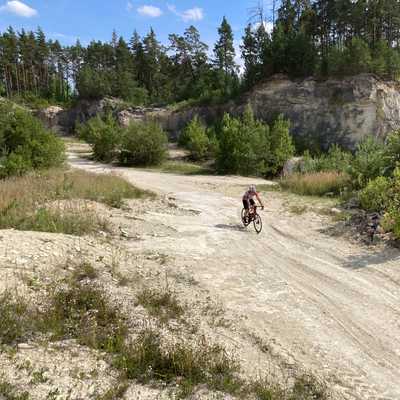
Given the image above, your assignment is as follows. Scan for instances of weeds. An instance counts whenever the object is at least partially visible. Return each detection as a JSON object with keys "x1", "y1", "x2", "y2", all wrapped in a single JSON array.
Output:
[
  {"x1": 0, "y1": 380, "x2": 29, "y2": 400},
  {"x1": 136, "y1": 288, "x2": 184, "y2": 323},
  {"x1": 72, "y1": 262, "x2": 99, "y2": 281},
  {"x1": 114, "y1": 330, "x2": 239, "y2": 397},
  {"x1": 42, "y1": 279, "x2": 127, "y2": 353},
  {"x1": 96, "y1": 382, "x2": 129, "y2": 400},
  {"x1": 0, "y1": 292, "x2": 33, "y2": 345},
  {"x1": 280, "y1": 172, "x2": 349, "y2": 197}
]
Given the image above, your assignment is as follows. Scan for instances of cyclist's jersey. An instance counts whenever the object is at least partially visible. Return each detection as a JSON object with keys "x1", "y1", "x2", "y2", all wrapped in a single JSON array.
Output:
[{"x1": 243, "y1": 190, "x2": 257, "y2": 201}]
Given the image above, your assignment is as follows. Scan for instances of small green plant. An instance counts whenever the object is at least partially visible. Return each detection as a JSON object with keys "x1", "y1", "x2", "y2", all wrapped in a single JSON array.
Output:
[
  {"x1": 72, "y1": 262, "x2": 98, "y2": 281},
  {"x1": 137, "y1": 288, "x2": 184, "y2": 322},
  {"x1": 359, "y1": 176, "x2": 392, "y2": 212},
  {"x1": 42, "y1": 280, "x2": 127, "y2": 353},
  {"x1": 0, "y1": 292, "x2": 33, "y2": 345},
  {"x1": 0, "y1": 380, "x2": 29, "y2": 400}
]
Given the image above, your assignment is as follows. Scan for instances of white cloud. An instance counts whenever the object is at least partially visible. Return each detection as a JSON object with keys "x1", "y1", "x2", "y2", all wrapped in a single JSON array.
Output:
[
  {"x1": 0, "y1": 0, "x2": 37, "y2": 17},
  {"x1": 181, "y1": 7, "x2": 203, "y2": 22},
  {"x1": 167, "y1": 4, "x2": 204, "y2": 22},
  {"x1": 254, "y1": 21, "x2": 274, "y2": 34},
  {"x1": 126, "y1": 1, "x2": 133, "y2": 12},
  {"x1": 137, "y1": 5, "x2": 162, "y2": 17}
]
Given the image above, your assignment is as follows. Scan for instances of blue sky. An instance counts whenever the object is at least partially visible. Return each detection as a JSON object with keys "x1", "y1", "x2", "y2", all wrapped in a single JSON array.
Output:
[{"x1": 0, "y1": 0, "x2": 275, "y2": 53}]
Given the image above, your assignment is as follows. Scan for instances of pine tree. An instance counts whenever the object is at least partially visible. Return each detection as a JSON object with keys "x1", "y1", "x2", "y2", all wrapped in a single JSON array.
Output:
[{"x1": 214, "y1": 17, "x2": 237, "y2": 94}]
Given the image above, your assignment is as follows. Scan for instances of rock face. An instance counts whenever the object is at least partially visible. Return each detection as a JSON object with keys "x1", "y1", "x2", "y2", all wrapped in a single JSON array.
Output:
[
  {"x1": 36, "y1": 106, "x2": 71, "y2": 135},
  {"x1": 40, "y1": 74, "x2": 400, "y2": 149},
  {"x1": 126, "y1": 74, "x2": 400, "y2": 149},
  {"x1": 243, "y1": 73, "x2": 400, "y2": 149}
]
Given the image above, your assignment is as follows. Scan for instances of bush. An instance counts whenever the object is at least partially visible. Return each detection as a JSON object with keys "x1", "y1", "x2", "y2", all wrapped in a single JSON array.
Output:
[
  {"x1": 119, "y1": 121, "x2": 167, "y2": 166},
  {"x1": 216, "y1": 106, "x2": 270, "y2": 176},
  {"x1": 268, "y1": 115, "x2": 295, "y2": 175},
  {"x1": 180, "y1": 116, "x2": 211, "y2": 161},
  {"x1": 359, "y1": 176, "x2": 392, "y2": 212},
  {"x1": 281, "y1": 172, "x2": 350, "y2": 196},
  {"x1": 382, "y1": 168, "x2": 400, "y2": 239},
  {"x1": 384, "y1": 130, "x2": 400, "y2": 175},
  {"x1": 77, "y1": 114, "x2": 122, "y2": 162},
  {"x1": 216, "y1": 107, "x2": 294, "y2": 177},
  {"x1": 349, "y1": 136, "x2": 386, "y2": 189},
  {"x1": 0, "y1": 101, "x2": 65, "y2": 177}
]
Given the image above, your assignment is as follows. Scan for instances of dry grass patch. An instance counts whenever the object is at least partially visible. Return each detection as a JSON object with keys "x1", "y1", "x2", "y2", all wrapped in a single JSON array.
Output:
[
  {"x1": 0, "y1": 169, "x2": 152, "y2": 235},
  {"x1": 280, "y1": 172, "x2": 349, "y2": 197}
]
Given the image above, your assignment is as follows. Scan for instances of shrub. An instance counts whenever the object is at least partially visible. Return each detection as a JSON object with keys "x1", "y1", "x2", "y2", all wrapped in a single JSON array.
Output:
[
  {"x1": 0, "y1": 101, "x2": 65, "y2": 177},
  {"x1": 358, "y1": 176, "x2": 392, "y2": 212},
  {"x1": 301, "y1": 145, "x2": 352, "y2": 174},
  {"x1": 180, "y1": 116, "x2": 210, "y2": 161},
  {"x1": 384, "y1": 130, "x2": 400, "y2": 175},
  {"x1": 119, "y1": 121, "x2": 167, "y2": 166},
  {"x1": 77, "y1": 114, "x2": 122, "y2": 162},
  {"x1": 267, "y1": 115, "x2": 295, "y2": 175},
  {"x1": 216, "y1": 106, "x2": 270, "y2": 176},
  {"x1": 382, "y1": 168, "x2": 400, "y2": 239},
  {"x1": 349, "y1": 136, "x2": 386, "y2": 188},
  {"x1": 281, "y1": 172, "x2": 350, "y2": 196}
]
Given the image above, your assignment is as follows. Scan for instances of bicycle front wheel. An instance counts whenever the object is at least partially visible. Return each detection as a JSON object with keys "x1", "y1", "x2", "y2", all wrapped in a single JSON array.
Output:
[{"x1": 253, "y1": 214, "x2": 262, "y2": 234}]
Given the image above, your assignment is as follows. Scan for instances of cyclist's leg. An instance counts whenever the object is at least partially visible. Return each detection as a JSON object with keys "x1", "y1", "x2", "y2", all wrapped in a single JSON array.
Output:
[
  {"x1": 249, "y1": 199, "x2": 256, "y2": 215},
  {"x1": 243, "y1": 199, "x2": 250, "y2": 217}
]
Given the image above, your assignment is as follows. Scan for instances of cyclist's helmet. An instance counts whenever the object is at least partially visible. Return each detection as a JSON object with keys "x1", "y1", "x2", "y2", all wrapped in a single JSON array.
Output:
[{"x1": 249, "y1": 185, "x2": 257, "y2": 193}]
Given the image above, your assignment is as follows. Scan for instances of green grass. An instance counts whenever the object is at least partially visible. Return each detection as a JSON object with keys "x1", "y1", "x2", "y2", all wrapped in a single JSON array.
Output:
[
  {"x1": 148, "y1": 160, "x2": 215, "y2": 175},
  {"x1": 0, "y1": 292, "x2": 33, "y2": 345},
  {"x1": 0, "y1": 381, "x2": 29, "y2": 400},
  {"x1": 42, "y1": 278, "x2": 127, "y2": 353},
  {"x1": 136, "y1": 288, "x2": 185, "y2": 323}
]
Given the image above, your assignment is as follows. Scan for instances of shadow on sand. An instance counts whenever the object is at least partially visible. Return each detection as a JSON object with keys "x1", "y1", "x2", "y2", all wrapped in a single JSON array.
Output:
[{"x1": 215, "y1": 223, "x2": 247, "y2": 232}]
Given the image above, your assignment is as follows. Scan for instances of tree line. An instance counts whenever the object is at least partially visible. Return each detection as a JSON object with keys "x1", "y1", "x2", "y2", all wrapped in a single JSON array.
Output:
[{"x1": 2, "y1": 1, "x2": 400, "y2": 105}]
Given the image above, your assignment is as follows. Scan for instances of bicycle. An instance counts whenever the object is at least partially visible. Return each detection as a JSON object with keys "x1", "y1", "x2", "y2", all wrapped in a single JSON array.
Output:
[{"x1": 241, "y1": 205, "x2": 263, "y2": 234}]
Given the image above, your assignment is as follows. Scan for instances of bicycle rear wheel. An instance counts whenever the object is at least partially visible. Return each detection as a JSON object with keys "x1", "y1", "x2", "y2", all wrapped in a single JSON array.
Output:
[
  {"x1": 241, "y1": 208, "x2": 250, "y2": 227},
  {"x1": 253, "y1": 214, "x2": 262, "y2": 234}
]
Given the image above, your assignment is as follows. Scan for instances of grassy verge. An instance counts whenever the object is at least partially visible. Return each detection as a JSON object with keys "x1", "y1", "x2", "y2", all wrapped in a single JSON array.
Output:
[
  {"x1": 147, "y1": 160, "x2": 215, "y2": 176},
  {"x1": 0, "y1": 169, "x2": 153, "y2": 235},
  {"x1": 0, "y1": 267, "x2": 331, "y2": 400},
  {"x1": 280, "y1": 172, "x2": 349, "y2": 197}
]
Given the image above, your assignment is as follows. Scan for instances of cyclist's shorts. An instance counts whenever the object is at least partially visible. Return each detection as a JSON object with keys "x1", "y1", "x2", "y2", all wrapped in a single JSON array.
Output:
[{"x1": 243, "y1": 199, "x2": 255, "y2": 209}]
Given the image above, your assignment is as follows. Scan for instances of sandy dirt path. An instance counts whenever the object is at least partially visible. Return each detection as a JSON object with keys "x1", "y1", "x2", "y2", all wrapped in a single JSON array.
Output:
[{"x1": 69, "y1": 151, "x2": 400, "y2": 400}]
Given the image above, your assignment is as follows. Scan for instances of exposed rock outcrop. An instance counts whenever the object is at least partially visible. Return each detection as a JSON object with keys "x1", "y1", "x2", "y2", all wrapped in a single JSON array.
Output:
[
  {"x1": 243, "y1": 73, "x2": 400, "y2": 149},
  {"x1": 38, "y1": 74, "x2": 400, "y2": 149}
]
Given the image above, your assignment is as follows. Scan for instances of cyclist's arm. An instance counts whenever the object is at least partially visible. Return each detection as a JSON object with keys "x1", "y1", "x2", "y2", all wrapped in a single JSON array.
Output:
[{"x1": 255, "y1": 193, "x2": 264, "y2": 208}]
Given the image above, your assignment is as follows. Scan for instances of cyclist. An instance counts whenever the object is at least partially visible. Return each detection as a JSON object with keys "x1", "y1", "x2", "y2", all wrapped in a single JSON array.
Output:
[{"x1": 243, "y1": 185, "x2": 264, "y2": 219}]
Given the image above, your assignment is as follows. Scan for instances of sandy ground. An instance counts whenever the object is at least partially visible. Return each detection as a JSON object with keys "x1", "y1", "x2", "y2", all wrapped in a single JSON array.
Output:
[{"x1": 67, "y1": 148, "x2": 400, "y2": 400}]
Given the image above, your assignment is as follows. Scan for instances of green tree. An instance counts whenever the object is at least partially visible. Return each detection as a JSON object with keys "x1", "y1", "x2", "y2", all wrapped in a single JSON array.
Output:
[{"x1": 213, "y1": 17, "x2": 238, "y2": 95}]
